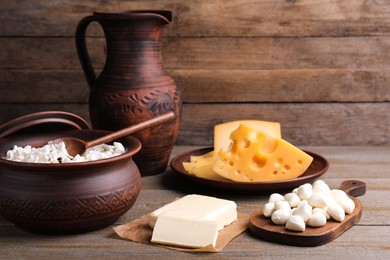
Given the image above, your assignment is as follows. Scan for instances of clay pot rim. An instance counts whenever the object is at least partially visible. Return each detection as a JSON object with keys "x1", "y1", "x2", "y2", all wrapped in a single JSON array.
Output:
[
  {"x1": 0, "y1": 110, "x2": 91, "y2": 139},
  {"x1": 92, "y1": 10, "x2": 173, "y2": 24},
  {"x1": 0, "y1": 133, "x2": 142, "y2": 170}
]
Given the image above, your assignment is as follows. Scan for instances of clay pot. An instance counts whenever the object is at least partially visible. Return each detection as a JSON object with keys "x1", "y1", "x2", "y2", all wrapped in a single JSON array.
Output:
[
  {"x1": 76, "y1": 10, "x2": 182, "y2": 176},
  {"x1": 0, "y1": 129, "x2": 141, "y2": 234}
]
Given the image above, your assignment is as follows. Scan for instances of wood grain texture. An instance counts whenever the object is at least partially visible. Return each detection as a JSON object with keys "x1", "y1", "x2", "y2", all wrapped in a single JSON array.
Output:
[
  {"x1": 2, "y1": 69, "x2": 390, "y2": 103},
  {"x1": 1, "y1": 0, "x2": 390, "y2": 37},
  {"x1": 0, "y1": 146, "x2": 389, "y2": 258},
  {"x1": 2, "y1": 37, "x2": 390, "y2": 70},
  {"x1": 164, "y1": 37, "x2": 390, "y2": 70},
  {"x1": 0, "y1": 2, "x2": 389, "y2": 257},
  {"x1": 0, "y1": 0, "x2": 390, "y2": 146},
  {"x1": 1, "y1": 36, "x2": 390, "y2": 104},
  {"x1": 1, "y1": 103, "x2": 389, "y2": 146},
  {"x1": 0, "y1": 70, "x2": 89, "y2": 103},
  {"x1": 172, "y1": 69, "x2": 390, "y2": 103},
  {"x1": 178, "y1": 103, "x2": 390, "y2": 146}
]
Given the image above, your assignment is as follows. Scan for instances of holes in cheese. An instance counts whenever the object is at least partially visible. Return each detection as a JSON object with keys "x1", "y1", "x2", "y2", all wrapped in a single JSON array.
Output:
[
  {"x1": 212, "y1": 124, "x2": 313, "y2": 182},
  {"x1": 214, "y1": 120, "x2": 281, "y2": 152},
  {"x1": 182, "y1": 120, "x2": 281, "y2": 180}
]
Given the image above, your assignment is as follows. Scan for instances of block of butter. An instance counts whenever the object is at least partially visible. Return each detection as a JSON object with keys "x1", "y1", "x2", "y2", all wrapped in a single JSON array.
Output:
[{"x1": 149, "y1": 194, "x2": 237, "y2": 248}]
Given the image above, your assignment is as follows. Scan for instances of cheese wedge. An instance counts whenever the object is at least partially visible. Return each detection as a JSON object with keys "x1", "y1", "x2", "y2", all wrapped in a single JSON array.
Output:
[
  {"x1": 214, "y1": 120, "x2": 281, "y2": 152},
  {"x1": 183, "y1": 151, "x2": 226, "y2": 180},
  {"x1": 182, "y1": 120, "x2": 281, "y2": 180},
  {"x1": 183, "y1": 162, "x2": 227, "y2": 180},
  {"x1": 189, "y1": 151, "x2": 217, "y2": 163},
  {"x1": 212, "y1": 124, "x2": 313, "y2": 182}
]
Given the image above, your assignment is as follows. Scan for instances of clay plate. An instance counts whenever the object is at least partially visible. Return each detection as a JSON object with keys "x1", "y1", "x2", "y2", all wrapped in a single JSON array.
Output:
[{"x1": 170, "y1": 147, "x2": 329, "y2": 193}]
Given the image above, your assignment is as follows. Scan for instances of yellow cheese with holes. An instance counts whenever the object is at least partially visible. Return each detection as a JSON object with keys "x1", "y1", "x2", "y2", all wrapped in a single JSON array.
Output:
[
  {"x1": 183, "y1": 151, "x2": 227, "y2": 180},
  {"x1": 183, "y1": 162, "x2": 227, "y2": 180},
  {"x1": 183, "y1": 120, "x2": 282, "y2": 180},
  {"x1": 189, "y1": 151, "x2": 216, "y2": 164},
  {"x1": 212, "y1": 124, "x2": 313, "y2": 182},
  {"x1": 214, "y1": 120, "x2": 281, "y2": 152}
]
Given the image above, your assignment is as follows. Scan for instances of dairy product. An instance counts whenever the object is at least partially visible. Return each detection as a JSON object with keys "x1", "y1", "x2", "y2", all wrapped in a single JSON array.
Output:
[
  {"x1": 149, "y1": 194, "x2": 237, "y2": 248},
  {"x1": 151, "y1": 212, "x2": 219, "y2": 248},
  {"x1": 286, "y1": 215, "x2": 306, "y2": 231},
  {"x1": 214, "y1": 120, "x2": 281, "y2": 152},
  {"x1": 271, "y1": 209, "x2": 291, "y2": 225},
  {"x1": 212, "y1": 124, "x2": 313, "y2": 182},
  {"x1": 263, "y1": 180, "x2": 356, "y2": 231},
  {"x1": 3, "y1": 141, "x2": 125, "y2": 163},
  {"x1": 182, "y1": 151, "x2": 226, "y2": 180},
  {"x1": 307, "y1": 212, "x2": 327, "y2": 227},
  {"x1": 183, "y1": 162, "x2": 227, "y2": 180},
  {"x1": 182, "y1": 120, "x2": 282, "y2": 181},
  {"x1": 148, "y1": 194, "x2": 237, "y2": 229}
]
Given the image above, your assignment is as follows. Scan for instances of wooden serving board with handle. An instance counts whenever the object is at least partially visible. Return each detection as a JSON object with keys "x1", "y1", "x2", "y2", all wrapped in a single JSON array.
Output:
[{"x1": 249, "y1": 180, "x2": 366, "y2": 247}]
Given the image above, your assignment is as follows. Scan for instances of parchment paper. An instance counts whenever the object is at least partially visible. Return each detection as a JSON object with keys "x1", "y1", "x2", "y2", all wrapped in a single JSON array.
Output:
[{"x1": 114, "y1": 212, "x2": 249, "y2": 253}]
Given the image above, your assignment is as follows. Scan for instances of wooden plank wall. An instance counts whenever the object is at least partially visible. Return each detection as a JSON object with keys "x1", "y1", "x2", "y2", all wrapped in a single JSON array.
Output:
[{"x1": 1, "y1": 0, "x2": 390, "y2": 146}]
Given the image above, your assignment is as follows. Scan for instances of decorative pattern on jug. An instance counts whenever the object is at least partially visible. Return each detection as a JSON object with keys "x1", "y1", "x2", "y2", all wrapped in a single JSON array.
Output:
[{"x1": 96, "y1": 86, "x2": 181, "y2": 117}]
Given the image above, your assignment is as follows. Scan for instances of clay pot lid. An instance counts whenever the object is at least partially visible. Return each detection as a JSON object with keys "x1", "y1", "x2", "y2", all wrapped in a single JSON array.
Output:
[{"x1": 0, "y1": 111, "x2": 91, "y2": 139}]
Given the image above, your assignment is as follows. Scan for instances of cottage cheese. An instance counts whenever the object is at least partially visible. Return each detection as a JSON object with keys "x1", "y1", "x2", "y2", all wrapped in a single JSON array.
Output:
[{"x1": 3, "y1": 141, "x2": 126, "y2": 163}]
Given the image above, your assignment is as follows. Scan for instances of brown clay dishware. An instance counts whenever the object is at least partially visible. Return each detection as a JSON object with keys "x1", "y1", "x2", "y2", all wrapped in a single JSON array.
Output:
[
  {"x1": 0, "y1": 129, "x2": 142, "y2": 234},
  {"x1": 249, "y1": 180, "x2": 366, "y2": 246},
  {"x1": 76, "y1": 10, "x2": 182, "y2": 176},
  {"x1": 0, "y1": 110, "x2": 90, "y2": 138},
  {"x1": 170, "y1": 147, "x2": 329, "y2": 193},
  {"x1": 55, "y1": 111, "x2": 175, "y2": 157}
]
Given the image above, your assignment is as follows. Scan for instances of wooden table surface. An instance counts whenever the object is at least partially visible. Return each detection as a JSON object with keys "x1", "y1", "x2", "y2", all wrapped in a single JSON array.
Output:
[{"x1": 0, "y1": 146, "x2": 389, "y2": 259}]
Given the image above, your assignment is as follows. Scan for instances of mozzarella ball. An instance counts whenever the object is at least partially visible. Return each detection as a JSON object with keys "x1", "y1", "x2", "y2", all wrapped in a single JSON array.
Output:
[
  {"x1": 286, "y1": 215, "x2": 306, "y2": 232},
  {"x1": 309, "y1": 192, "x2": 332, "y2": 208},
  {"x1": 275, "y1": 200, "x2": 291, "y2": 211},
  {"x1": 307, "y1": 212, "x2": 327, "y2": 227},
  {"x1": 331, "y1": 189, "x2": 355, "y2": 214},
  {"x1": 297, "y1": 200, "x2": 309, "y2": 207},
  {"x1": 297, "y1": 183, "x2": 313, "y2": 200},
  {"x1": 312, "y1": 179, "x2": 331, "y2": 194},
  {"x1": 313, "y1": 207, "x2": 330, "y2": 220},
  {"x1": 271, "y1": 209, "x2": 291, "y2": 225},
  {"x1": 269, "y1": 193, "x2": 284, "y2": 203},
  {"x1": 327, "y1": 203, "x2": 345, "y2": 222},
  {"x1": 284, "y1": 192, "x2": 301, "y2": 208},
  {"x1": 263, "y1": 202, "x2": 275, "y2": 217},
  {"x1": 292, "y1": 202, "x2": 312, "y2": 222}
]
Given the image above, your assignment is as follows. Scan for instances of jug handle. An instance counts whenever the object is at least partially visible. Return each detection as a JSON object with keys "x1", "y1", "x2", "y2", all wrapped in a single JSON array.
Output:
[{"x1": 75, "y1": 16, "x2": 99, "y2": 89}]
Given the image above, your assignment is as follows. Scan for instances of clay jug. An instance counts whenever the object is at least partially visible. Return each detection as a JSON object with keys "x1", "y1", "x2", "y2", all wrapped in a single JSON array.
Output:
[{"x1": 75, "y1": 11, "x2": 181, "y2": 176}]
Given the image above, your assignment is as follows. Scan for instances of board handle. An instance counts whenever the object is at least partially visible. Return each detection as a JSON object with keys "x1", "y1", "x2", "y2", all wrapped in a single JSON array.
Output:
[{"x1": 339, "y1": 180, "x2": 366, "y2": 197}]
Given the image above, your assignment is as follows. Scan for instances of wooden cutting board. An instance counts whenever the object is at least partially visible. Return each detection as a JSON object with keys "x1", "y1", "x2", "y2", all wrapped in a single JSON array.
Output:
[{"x1": 249, "y1": 180, "x2": 366, "y2": 247}]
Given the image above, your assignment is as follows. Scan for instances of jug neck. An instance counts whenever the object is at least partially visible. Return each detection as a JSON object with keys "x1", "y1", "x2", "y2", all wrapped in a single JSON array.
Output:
[
  {"x1": 96, "y1": 12, "x2": 172, "y2": 88},
  {"x1": 93, "y1": 10, "x2": 172, "y2": 25}
]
